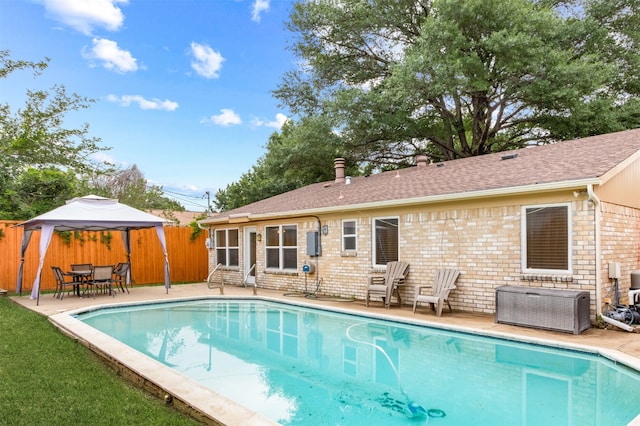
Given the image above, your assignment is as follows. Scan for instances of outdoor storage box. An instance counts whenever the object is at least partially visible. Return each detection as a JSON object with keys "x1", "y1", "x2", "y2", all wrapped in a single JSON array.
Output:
[{"x1": 496, "y1": 285, "x2": 591, "y2": 334}]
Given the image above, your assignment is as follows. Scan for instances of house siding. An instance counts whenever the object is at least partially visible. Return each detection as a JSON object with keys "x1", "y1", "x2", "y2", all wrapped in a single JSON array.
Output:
[
  {"x1": 600, "y1": 202, "x2": 640, "y2": 305},
  {"x1": 208, "y1": 192, "x2": 616, "y2": 318},
  {"x1": 597, "y1": 155, "x2": 640, "y2": 209}
]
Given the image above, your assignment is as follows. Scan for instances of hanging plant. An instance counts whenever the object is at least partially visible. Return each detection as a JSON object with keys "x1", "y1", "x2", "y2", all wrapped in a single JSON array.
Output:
[
  {"x1": 56, "y1": 230, "x2": 72, "y2": 245},
  {"x1": 190, "y1": 222, "x2": 203, "y2": 241},
  {"x1": 73, "y1": 230, "x2": 86, "y2": 246},
  {"x1": 100, "y1": 231, "x2": 112, "y2": 250},
  {"x1": 189, "y1": 214, "x2": 208, "y2": 242}
]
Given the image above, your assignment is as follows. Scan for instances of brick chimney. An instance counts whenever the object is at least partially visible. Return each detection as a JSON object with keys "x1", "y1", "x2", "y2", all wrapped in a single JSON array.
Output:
[
  {"x1": 334, "y1": 158, "x2": 345, "y2": 183},
  {"x1": 416, "y1": 154, "x2": 428, "y2": 168}
]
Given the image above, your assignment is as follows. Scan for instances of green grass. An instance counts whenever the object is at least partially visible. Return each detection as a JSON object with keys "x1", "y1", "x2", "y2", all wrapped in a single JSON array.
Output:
[{"x1": 0, "y1": 297, "x2": 202, "y2": 425}]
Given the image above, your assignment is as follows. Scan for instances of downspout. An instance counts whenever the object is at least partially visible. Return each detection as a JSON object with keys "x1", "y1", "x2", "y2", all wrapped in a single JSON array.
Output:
[
  {"x1": 197, "y1": 222, "x2": 213, "y2": 249},
  {"x1": 587, "y1": 184, "x2": 602, "y2": 316}
]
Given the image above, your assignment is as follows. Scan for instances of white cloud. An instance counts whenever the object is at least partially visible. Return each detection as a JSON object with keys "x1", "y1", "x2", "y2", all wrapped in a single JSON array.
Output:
[
  {"x1": 84, "y1": 38, "x2": 138, "y2": 73},
  {"x1": 43, "y1": 0, "x2": 127, "y2": 35},
  {"x1": 251, "y1": 0, "x2": 270, "y2": 23},
  {"x1": 90, "y1": 152, "x2": 117, "y2": 165},
  {"x1": 252, "y1": 113, "x2": 288, "y2": 130},
  {"x1": 201, "y1": 109, "x2": 242, "y2": 126},
  {"x1": 190, "y1": 42, "x2": 224, "y2": 79},
  {"x1": 107, "y1": 94, "x2": 179, "y2": 111}
]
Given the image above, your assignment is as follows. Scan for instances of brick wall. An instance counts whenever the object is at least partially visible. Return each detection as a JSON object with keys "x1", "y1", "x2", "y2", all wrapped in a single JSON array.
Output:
[
  {"x1": 208, "y1": 197, "x2": 640, "y2": 318},
  {"x1": 600, "y1": 202, "x2": 640, "y2": 304}
]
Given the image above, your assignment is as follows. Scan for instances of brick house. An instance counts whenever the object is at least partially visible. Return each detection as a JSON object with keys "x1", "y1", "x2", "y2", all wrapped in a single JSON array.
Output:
[{"x1": 199, "y1": 129, "x2": 640, "y2": 319}]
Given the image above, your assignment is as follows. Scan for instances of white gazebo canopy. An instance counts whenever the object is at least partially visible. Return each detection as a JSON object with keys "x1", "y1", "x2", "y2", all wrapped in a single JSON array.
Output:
[{"x1": 16, "y1": 195, "x2": 172, "y2": 303}]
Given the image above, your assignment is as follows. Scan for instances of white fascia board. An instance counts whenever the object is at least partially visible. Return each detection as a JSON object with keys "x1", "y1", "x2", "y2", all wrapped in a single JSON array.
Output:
[{"x1": 201, "y1": 178, "x2": 601, "y2": 224}]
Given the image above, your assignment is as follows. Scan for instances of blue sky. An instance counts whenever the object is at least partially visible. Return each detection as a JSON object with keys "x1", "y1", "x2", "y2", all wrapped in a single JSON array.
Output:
[{"x1": 0, "y1": 0, "x2": 296, "y2": 211}]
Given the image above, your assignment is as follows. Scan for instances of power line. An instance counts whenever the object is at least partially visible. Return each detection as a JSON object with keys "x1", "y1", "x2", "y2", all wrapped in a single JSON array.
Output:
[
  {"x1": 161, "y1": 188, "x2": 209, "y2": 199},
  {"x1": 159, "y1": 190, "x2": 209, "y2": 210}
]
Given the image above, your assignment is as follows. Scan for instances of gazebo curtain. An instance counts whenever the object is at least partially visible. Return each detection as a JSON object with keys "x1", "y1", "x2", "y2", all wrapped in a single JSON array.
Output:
[
  {"x1": 155, "y1": 225, "x2": 171, "y2": 291},
  {"x1": 29, "y1": 224, "x2": 54, "y2": 303},
  {"x1": 16, "y1": 230, "x2": 33, "y2": 295}
]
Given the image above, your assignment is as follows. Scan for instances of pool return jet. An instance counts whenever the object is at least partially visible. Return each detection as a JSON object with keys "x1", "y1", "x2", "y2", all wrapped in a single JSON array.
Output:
[{"x1": 345, "y1": 323, "x2": 445, "y2": 420}]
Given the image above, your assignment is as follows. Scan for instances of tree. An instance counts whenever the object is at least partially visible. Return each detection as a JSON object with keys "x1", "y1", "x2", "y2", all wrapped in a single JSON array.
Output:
[
  {"x1": 0, "y1": 167, "x2": 80, "y2": 220},
  {"x1": 0, "y1": 51, "x2": 108, "y2": 177},
  {"x1": 276, "y1": 0, "x2": 639, "y2": 167},
  {"x1": 89, "y1": 164, "x2": 183, "y2": 212},
  {"x1": 0, "y1": 50, "x2": 110, "y2": 219},
  {"x1": 215, "y1": 117, "x2": 356, "y2": 211}
]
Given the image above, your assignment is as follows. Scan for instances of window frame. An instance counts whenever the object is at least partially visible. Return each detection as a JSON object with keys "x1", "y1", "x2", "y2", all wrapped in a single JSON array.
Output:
[
  {"x1": 215, "y1": 228, "x2": 239, "y2": 267},
  {"x1": 372, "y1": 216, "x2": 399, "y2": 267},
  {"x1": 521, "y1": 203, "x2": 572, "y2": 274},
  {"x1": 265, "y1": 224, "x2": 298, "y2": 271},
  {"x1": 342, "y1": 219, "x2": 357, "y2": 252}
]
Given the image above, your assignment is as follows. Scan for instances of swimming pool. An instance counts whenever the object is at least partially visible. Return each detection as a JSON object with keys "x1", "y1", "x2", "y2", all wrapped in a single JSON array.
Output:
[{"x1": 76, "y1": 298, "x2": 640, "y2": 425}]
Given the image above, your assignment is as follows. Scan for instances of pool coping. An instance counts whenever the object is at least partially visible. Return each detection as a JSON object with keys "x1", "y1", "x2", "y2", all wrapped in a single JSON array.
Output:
[{"x1": 49, "y1": 294, "x2": 640, "y2": 426}]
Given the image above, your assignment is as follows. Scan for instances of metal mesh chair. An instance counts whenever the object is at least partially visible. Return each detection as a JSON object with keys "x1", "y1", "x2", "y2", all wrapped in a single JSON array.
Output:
[{"x1": 85, "y1": 265, "x2": 115, "y2": 298}]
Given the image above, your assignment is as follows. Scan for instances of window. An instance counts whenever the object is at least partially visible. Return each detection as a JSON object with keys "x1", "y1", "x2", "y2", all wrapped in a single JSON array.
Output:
[
  {"x1": 522, "y1": 204, "x2": 570, "y2": 272},
  {"x1": 265, "y1": 224, "x2": 298, "y2": 270},
  {"x1": 342, "y1": 219, "x2": 357, "y2": 251},
  {"x1": 215, "y1": 228, "x2": 239, "y2": 267},
  {"x1": 373, "y1": 217, "x2": 399, "y2": 266}
]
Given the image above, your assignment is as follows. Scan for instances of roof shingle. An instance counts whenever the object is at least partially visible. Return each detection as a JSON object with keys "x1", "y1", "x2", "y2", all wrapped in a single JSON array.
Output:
[{"x1": 207, "y1": 129, "x2": 640, "y2": 221}]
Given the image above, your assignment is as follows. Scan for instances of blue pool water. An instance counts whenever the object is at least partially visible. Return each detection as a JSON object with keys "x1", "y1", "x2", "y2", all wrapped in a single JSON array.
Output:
[{"x1": 78, "y1": 299, "x2": 640, "y2": 425}]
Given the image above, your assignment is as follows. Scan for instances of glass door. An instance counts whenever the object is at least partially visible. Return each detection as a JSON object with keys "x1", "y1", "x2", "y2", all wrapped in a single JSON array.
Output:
[{"x1": 244, "y1": 226, "x2": 256, "y2": 285}]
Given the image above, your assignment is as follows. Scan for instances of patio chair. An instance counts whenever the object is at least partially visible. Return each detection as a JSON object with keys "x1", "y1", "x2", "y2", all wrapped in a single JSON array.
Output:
[
  {"x1": 113, "y1": 262, "x2": 130, "y2": 293},
  {"x1": 71, "y1": 263, "x2": 93, "y2": 272},
  {"x1": 366, "y1": 261, "x2": 410, "y2": 309},
  {"x1": 413, "y1": 269, "x2": 460, "y2": 316},
  {"x1": 51, "y1": 266, "x2": 77, "y2": 300},
  {"x1": 69, "y1": 263, "x2": 93, "y2": 296},
  {"x1": 85, "y1": 265, "x2": 115, "y2": 298}
]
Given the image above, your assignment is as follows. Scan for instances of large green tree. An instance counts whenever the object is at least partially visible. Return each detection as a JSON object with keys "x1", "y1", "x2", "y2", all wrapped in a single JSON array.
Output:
[
  {"x1": 0, "y1": 167, "x2": 80, "y2": 220},
  {"x1": 275, "y1": 0, "x2": 639, "y2": 166},
  {"x1": 215, "y1": 117, "x2": 355, "y2": 211},
  {"x1": 0, "y1": 51, "x2": 109, "y2": 219},
  {"x1": 0, "y1": 51, "x2": 108, "y2": 177}
]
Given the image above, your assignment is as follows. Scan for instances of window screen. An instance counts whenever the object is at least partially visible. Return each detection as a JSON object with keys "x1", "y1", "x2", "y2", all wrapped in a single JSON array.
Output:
[
  {"x1": 374, "y1": 218, "x2": 399, "y2": 266},
  {"x1": 525, "y1": 205, "x2": 569, "y2": 270},
  {"x1": 265, "y1": 224, "x2": 298, "y2": 270},
  {"x1": 343, "y1": 220, "x2": 357, "y2": 251},
  {"x1": 215, "y1": 229, "x2": 239, "y2": 267}
]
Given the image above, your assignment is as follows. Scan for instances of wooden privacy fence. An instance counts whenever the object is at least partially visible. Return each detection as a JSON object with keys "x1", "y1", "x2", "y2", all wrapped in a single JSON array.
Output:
[{"x1": 0, "y1": 220, "x2": 209, "y2": 293}]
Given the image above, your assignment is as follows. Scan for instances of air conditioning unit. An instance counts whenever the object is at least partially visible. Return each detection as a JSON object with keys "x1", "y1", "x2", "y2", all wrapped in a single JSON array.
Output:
[{"x1": 496, "y1": 285, "x2": 591, "y2": 334}]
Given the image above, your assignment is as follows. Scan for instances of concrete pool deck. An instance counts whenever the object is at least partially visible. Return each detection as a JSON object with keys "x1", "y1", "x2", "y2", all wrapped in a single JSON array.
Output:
[{"x1": 10, "y1": 283, "x2": 640, "y2": 425}]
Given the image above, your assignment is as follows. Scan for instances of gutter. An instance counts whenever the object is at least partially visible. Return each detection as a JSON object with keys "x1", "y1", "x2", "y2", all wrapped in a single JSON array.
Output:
[
  {"x1": 199, "y1": 178, "x2": 601, "y2": 225},
  {"x1": 197, "y1": 221, "x2": 213, "y2": 250},
  {"x1": 587, "y1": 184, "x2": 602, "y2": 316}
]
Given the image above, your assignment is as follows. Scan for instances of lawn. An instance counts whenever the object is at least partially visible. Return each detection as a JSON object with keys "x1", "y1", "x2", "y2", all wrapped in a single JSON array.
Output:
[{"x1": 0, "y1": 297, "x2": 202, "y2": 425}]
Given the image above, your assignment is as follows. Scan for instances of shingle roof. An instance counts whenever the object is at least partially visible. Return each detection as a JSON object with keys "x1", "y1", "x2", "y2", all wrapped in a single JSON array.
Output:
[{"x1": 205, "y1": 129, "x2": 640, "y2": 222}]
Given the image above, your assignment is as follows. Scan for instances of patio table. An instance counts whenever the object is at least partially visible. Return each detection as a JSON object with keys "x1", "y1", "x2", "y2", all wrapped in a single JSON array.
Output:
[{"x1": 66, "y1": 270, "x2": 92, "y2": 297}]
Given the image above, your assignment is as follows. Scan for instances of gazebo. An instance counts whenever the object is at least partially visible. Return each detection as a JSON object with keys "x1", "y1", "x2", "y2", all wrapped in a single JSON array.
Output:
[{"x1": 15, "y1": 195, "x2": 172, "y2": 304}]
